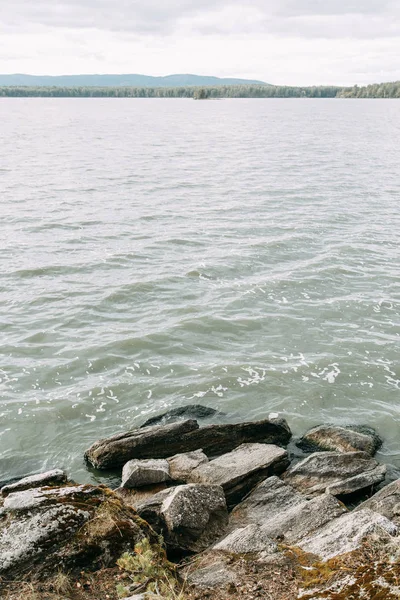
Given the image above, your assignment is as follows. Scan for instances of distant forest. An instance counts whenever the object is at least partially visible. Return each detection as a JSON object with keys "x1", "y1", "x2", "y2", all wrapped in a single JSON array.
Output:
[{"x1": 1, "y1": 81, "x2": 400, "y2": 98}]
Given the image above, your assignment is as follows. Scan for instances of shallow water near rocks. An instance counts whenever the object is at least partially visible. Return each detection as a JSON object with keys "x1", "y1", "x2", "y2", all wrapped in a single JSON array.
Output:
[{"x1": 0, "y1": 98, "x2": 399, "y2": 485}]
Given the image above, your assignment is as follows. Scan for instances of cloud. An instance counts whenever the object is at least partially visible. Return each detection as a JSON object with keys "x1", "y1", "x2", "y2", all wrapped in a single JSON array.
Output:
[
  {"x1": 0, "y1": 0, "x2": 399, "y2": 84},
  {"x1": 3, "y1": 0, "x2": 399, "y2": 38}
]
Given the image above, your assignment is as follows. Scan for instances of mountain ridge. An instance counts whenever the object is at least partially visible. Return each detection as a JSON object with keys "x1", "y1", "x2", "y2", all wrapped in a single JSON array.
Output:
[{"x1": 0, "y1": 73, "x2": 268, "y2": 87}]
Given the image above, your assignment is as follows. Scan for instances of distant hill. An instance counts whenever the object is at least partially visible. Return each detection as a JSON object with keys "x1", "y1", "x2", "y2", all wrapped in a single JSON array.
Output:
[{"x1": 0, "y1": 73, "x2": 268, "y2": 88}]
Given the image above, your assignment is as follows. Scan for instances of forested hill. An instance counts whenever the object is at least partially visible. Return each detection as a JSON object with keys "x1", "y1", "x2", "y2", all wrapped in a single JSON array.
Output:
[
  {"x1": 1, "y1": 81, "x2": 399, "y2": 98},
  {"x1": 0, "y1": 73, "x2": 267, "y2": 87}
]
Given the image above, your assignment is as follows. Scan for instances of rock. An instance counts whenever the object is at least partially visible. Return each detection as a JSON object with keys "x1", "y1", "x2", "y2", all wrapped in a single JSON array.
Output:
[
  {"x1": 0, "y1": 484, "x2": 155, "y2": 580},
  {"x1": 85, "y1": 419, "x2": 199, "y2": 469},
  {"x1": 187, "y1": 560, "x2": 238, "y2": 588},
  {"x1": 229, "y1": 476, "x2": 346, "y2": 544},
  {"x1": 283, "y1": 451, "x2": 386, "y2": 496},
  {"x1": 85, "y1": 417, "x2": 292, "y2": 469},
  {"x1": 298, "y1": 508, "x2": 397, "y2": 561},
  {"x1": 114, "y1": 483, "x2": 168, "y2": 509},
  {"x1": 1, "y1": 469, "x2": 67, "y2": 496},
  {"x1": 189, "y1": 443, "x2": 289, "y2": 506},
  {"x1": 121, "y1": 458, "x2": 170, "y2": 488},
  {"x1": 297, "y1": 424, "x2": 382, "y2": 456},
  {"x1": 141, "y1": 404, "x2": 225, "y2": 427},
  {"x1": 168, "y1": 450, "x2": 209, "y2": 482},
  {"x1": 136, "y1": 484, "x2": 228, "y2": 553},
  {"x1": 355, "y1": 479, "x2": 400, "y2": 523},
  {"x1": 213, "y1": 524, "x2": 278, "y2": 554}
]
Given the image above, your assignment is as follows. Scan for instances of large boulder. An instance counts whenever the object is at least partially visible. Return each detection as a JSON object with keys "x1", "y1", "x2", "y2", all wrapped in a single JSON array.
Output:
[
  {"x1": 189, "y1": 444, "x2": 289, "y2": 506},
  {"x1": 141, "y1": 404, "x2": 225, "y2": 427},
  {"x1": 0, "y1": 482, "x2": 155, "y2": 581},
  {"x1": 1, "y1": 469, "x2": 67, "y2": 496},
  {"x1": 297, "y1": 424, "x2": 382, "y2": 456},
  {"x1": 85, "y1": 417, "x2": 292, "y2": 469},
  {"x1": 355, "y1": 479, "x2": 400, "y2": 524},
  {"x1": 283, "y1": 451, "x2": 386, "y2": 496},
  {"x1": 121, "y1": 459, "x2": 170, "y2": 488},
  {"x1": 85, "y1": 419, "x2": 199, "y2": 469},
  {"x1": 229, "y1": 476, "x2": 346, "y2": 544},
  {"x1": 136, "y1": 484, "x2": 228, "y2": 553},
  {"x1": 298, "y1": 509, "x2": 397, "y2": 561}
]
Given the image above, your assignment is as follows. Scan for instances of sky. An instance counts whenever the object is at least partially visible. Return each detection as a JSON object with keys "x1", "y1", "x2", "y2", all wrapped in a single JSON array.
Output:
[{"x1": 1, "y1": 0, "x2": 400, "y2": 85}]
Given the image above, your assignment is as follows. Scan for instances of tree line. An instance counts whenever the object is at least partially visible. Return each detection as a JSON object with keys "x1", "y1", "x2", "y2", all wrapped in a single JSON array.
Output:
[
  {"x1": 337, "y1": 81, "x2": 400, "y2": 98},
  {"x1": 1, "y1": 82, "x2": 399, "y2": 98}
]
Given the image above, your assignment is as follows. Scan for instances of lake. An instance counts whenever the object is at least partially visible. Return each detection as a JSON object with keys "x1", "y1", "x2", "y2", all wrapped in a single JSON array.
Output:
[{"x1": 0, "y1": 98, "x2": 399, "y2": 485}]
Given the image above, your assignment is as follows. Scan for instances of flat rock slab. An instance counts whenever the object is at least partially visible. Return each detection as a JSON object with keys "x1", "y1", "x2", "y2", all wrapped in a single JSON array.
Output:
[
  {"x1": 298, "y1": 508, "x2": 397, "y2": 561},
  {"x1": 187, "y1": 560, "x2": 238, "y2": 588},
  {"x1": 229, "y1": 476, "x2": 346, "y2": 544},
  {"x1": 136, "y1": 484, "x2": 228, "y2": 553},
  {"x1": 85, "y1": 417, "x2": 291, "y2": 469},
  {"x1": 189, "y1": 443, "x2": 289, "y2": 506},
  {"x1": 297, "y1": 425, "x2": 382, "y2": 456},
  {"x1": 355, "y1": 479, "x2": 400, "y2": 523},
  {"x1": 141, "y1": 404, "x2": 225, "y2": 427},
  {"x1": 283, "y1": 451, "x2": 386, "y2": 496},
  {"x1": 1, "y1": 469, "x2": 67, "y2": 496},
  {"x1": 0, "y1": 484, "x2": 154, "y2": 580},
  {"x1": 213, "y1": 524, "x2": 278, "y2": 554},
  {"x1": 121, "y1": 459, "x2": 170, "y2": 488},
  {"x1": 168, "y1": 450, "x2": 209, "y2": 482}
]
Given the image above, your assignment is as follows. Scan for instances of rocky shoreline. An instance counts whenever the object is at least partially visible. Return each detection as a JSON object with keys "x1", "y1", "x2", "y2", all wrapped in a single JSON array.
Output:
[{"x1": 1, "y1": 406, "x2": 400, "y2": 599}]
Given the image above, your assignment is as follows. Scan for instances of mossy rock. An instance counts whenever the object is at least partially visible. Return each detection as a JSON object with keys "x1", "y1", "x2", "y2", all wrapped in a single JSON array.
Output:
[{"x1": 0, "y1": 483, "x2": 156, "y2": 584}]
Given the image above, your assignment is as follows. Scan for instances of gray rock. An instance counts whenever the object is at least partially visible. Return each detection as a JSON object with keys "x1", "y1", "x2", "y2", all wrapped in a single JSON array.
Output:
[
  {"x1": 121, "y1": 459, "x2": 170, "y2": 489},
  {"x1": 213, "y1": 524, "x2": 278, "y2": 554},
  {"x1": 85, "y1": 417, "x2": 292, "y2": 469},
  {"x1": 136, "y1": 484, "x2": 228, "y2": 553},
  {"x1": 297, "y1": 424, "x2": 382, "y2": 456},
  {"x1": 283, "y1": 451, "x2": 386, "y2": 496},
  {"x1": 168, "y1": 450, "x2": 209, "y2": 482},
  {"x1": 189, "y1": 443, "x2": 289, "y2": 506},
  {"x1": 85, "y1": 419, "x2": 199, "y2": 469},
  {"x1": 3, "y1": 484, "x2": 98, "y2": 512},
  {"x1": 230, "y1": 476, "x2": 346, "y2": 544},
  {"x1": 187, "y1": 561, "x2": 238, "y2": 588},
  {"x1": 298, "y1": 508, "x2": 397, "y2": 561},
  {"x1": 355, "y1": 479, "x2": 400, "y2": 523},
  {"x1": 1, "y1": 469, "x2": 67, "y2": 496},
  {"x1": 141, "y1": 404, "x2": 225, "y2": 427},
  {"x1": 0, "y1": 484, "x2": 154, "y2": 580}
]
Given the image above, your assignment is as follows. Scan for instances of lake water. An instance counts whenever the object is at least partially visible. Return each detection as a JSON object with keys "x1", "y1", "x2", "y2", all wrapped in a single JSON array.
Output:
[{"x1": 1, "y1": 98, "x2": 399, "y2": 485}]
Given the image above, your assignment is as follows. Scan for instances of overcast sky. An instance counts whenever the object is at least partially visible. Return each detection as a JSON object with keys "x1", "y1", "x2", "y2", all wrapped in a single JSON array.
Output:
[{"x1": 1, "y1": 0, "x2": 399, "y2": 85}]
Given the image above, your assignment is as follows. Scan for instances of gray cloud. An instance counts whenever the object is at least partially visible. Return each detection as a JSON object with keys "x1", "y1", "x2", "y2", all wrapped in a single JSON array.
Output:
[{"x1": 3, "y1": 0, "x2": 399, "y2": 38}]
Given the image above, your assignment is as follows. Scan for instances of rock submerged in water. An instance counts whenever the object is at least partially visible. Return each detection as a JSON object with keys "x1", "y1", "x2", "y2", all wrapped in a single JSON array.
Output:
[
  {"x1": 141, "y1": 404, "x2": 226, "y2": 427},
  {"x1": 85, "y1": 416, "x2": 292, "y2": 469},
  {"x1": 296, "y1": 424, "x2": 383, "y2": 456},
  {"x1": 283, "y1": 451, "x2": 386, "y2": 496}
]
